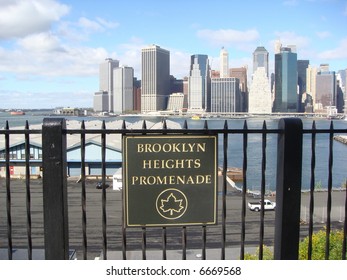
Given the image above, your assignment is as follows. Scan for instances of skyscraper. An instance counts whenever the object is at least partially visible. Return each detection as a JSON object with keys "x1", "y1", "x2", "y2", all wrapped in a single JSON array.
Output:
[
  {"x1": 188, "y1": 54, "x2": 211, "y2": 113},
  {"x1": 220, "y1": 47, "x2": 229, "y2": 78},
  {"x1": 297, "y1": 60, "x2": 309, "y2": 112},
  {"x1": 93, "y1": 58, "x2": 119, "y2": 113},
  {"x1": 99, "y1": 58, "x2": 119, "y2": 112},
  {"x1": 248, "y1": 67, "x2": 272, "y2": 114},
  {"x1": 113, "y1": 66, "x2": 134, "y2": 114},
  {"x1": 315, "y1": 64, "x2": 336, "y2": 110},
  {"x1": 306, "y1": 65, "x2": 318, "y2": 109},
  {"x1": 273, "y1": 46, "x2": 298, "y2": 112},
  {"x1": 230, "y1": 66, "x2": 248, "y2": 112},
  {"x1": 211, "y1": 77, "x2": 240, "y2": 113},
  {"x1": 141, "y1": 45, "x2": 170, "y2": 113},
  {"x1": 253, "y1": 46, "x2": 269, "y2": 77}
]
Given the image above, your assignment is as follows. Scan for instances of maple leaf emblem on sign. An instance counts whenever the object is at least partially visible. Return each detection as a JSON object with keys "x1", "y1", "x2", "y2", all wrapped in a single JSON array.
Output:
[{"x1": 160, "y1": 193, "x2": 184, "y2": 216}]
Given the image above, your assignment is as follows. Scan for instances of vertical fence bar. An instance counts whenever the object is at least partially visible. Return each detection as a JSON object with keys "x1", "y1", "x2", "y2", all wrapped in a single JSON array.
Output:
[
  {"x1": 182, "y1": 119, "x2": 188, "y2": 260},
  {"x1": 162, "y1": 119, "x2": 167, "y2": 260},
  {"x1": 308, "y1": 121, "x2": 316, "y2": 260},
  {"x1": 24, "y1": 121, "x2": 32, "y2": 260},
  {"x1": 80, "y1": 120, "x2": 87, "y2": 260},
  {"x1": 182, "y1": 227, "x2": 187, "y2": 260},
  {"x1": 141, "y1": 120, "x2": 147, "y2": 260},
  {"x1": 274, "y1": 118, "x2": 303, "y2": 260},
  {"x1": 201, "y1": 120, "x2": 209, "y2": 260},
  {"x1": 221, "y1": 120, "x2": 228, "y2": 260},
  {"x1": 5, "y1": 121, "x2": 12, "y2": 260},
  {"x1": 240, "y1": 120, "x2": 248, "y2": 260},
  {"x1": 259, "y1": 121, "x2": 267, "y2": 260},
  {"x1": 42, "y1": 118, "x2": 69, "y2": 260},
  {"x1": 101, "y1": 120, "x2": 107, "y2": 260},
  {"x1": 121, "y1": 120, "x2": 127, "y2": 260},
  {"x1": 343, "y1": 178, "x2": 347, "y2": 260},
  {"x1": 325, "y1": 121, "x2": 334, "y2": 260}
]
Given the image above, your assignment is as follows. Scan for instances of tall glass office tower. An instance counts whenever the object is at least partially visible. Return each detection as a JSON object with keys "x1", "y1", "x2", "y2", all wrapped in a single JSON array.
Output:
[
  {"x1": 188, "y1": 54, "x2": 211, "y2": 113},
  {"x1": 273, "y1": 47, "x2": 298, "y2": 112},
  {"x1": 253, "y1": 46, "x2": 269, "y2": 77},
  {"x1": 141, "y1": 45, "x2": 170, "y2": 113}
]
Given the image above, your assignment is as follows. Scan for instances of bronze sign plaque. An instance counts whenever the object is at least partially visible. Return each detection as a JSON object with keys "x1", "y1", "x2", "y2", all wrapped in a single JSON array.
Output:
[{"x1": 123, "y1": 134, "x2": 218, "y2": 227}]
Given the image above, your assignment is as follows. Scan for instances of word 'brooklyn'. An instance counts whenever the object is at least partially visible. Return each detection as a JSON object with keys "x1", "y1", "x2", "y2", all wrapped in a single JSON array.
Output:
[{"x1": 137, "y1": 142, "x2": 206, "y2": 153}]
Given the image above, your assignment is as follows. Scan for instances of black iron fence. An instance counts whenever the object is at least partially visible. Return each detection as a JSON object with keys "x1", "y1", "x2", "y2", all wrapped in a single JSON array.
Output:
[{"x1": 0, "y1": 117, "x2": 346, "y2": 260}]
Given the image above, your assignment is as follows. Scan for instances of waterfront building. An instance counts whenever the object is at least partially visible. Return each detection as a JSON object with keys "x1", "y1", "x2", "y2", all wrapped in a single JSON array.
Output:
[
  {"x1": 167, "y1": 92, "x2": 185, "y2": 112},
  {"x1": 188, "y1": 54, "x2": 211, "y2": 113},
  {"x1": 99, "y1": 58, "x2": 119, "y2": 113},
  {"x1": 315, "y1": 64, "x2": 337, "y2": 111},
  {"x1": 113, "y1": 66, "x2": 134, "y2": 114},
  {"x1": 337, "y1": 69, "x2": 346, "y2": 94},
  {"x1": 53, "y1": 107, "x2": 81, "y2": 116},
  {"x1": 141, "y1": 45, "x2": 170, "y2": 113},
  {"x1": 297, "y1": 60, "x2": 310, "y2": 112},
  {"x1": 273, "y1": 46, "x2": 298, "y2": 112},
  {"x1": 253, "y1": 46, "x2": 269, "y2": 77},
  {"x1": 230, "y1": 66, "x2": 248, "y2": 112},
  {"x1": 211, "y1": 78, "x2": 240, "y2": 113},
  {"x1": 337, "y1": 70, "x2": 347, "y2": 113},
  {"x1": 306, "y1": 65, "x2": 318, "y2": 110},
  {"x1": 183, "y1": 77, "x2": 189, "y2": 110},
  {"x1": 133, "y1": 78, "x2": 141, "y2": 112},
  {"x1": 220, "y1": 47, "x2": 229, "y2": 78},
  {"x1": 248, "y1": 67, "x2": 272, "y2": 114},
  {"x1": 93, "y1": 91, "x2": 109, "y2": 112}
]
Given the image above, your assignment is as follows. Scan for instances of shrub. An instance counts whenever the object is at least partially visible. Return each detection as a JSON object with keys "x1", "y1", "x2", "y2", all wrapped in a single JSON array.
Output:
[
  {"x1": 244, "y1": 246, "x2": 273, "y2": 260},
  {"x1": 299, "y1": 228, "x2": 346, "y2": 260},
  {"x1": 243, "y1": 229, "x2": 346, "y2": 260}
]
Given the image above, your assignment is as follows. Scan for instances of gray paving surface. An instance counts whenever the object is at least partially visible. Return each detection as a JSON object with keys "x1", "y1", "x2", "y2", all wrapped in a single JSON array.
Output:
[{"x1": 0, "y1": 177, "x2": 345, "y2": 260}]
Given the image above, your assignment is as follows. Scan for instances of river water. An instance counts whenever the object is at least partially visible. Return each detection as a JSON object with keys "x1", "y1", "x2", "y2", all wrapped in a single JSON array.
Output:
[{"x1": 1, "y1": 111, "x2": 346, "y2": 192}]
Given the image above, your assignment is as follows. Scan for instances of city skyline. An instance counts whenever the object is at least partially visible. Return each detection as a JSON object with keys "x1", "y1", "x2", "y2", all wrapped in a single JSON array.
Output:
[{"x1": 0, "y1": 0, "x2": 346, "y2": 109}]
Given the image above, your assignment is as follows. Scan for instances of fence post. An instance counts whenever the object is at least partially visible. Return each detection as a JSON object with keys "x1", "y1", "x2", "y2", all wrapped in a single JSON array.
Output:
[
  {"x1": 42, "y1": 118, "x2": 69, "y2": 260},
  {"x1": 274, "y1": 118, "x2": 303, "y2": 260}
]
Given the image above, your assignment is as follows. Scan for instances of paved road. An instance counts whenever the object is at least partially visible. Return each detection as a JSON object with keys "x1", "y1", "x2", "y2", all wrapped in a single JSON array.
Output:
[{"x1": 0, "y1": 178, "x2": 345, "y2": 260}]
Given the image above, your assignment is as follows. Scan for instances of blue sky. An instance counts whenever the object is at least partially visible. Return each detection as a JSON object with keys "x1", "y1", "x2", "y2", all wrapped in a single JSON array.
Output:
[{"x1": 0, "y1": 0, "x2": 346, "y2": 109}]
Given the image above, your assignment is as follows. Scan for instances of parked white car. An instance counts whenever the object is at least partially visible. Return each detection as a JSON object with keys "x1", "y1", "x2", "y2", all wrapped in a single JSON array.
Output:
[{"x1": 248, "y1": 199, "x2": 276, "y2": 212}]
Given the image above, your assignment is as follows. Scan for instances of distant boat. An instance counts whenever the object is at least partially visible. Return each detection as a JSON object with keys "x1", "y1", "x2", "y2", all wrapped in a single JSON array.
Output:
[
  {"x1": 191, "y1": 115, "x2": 200, "y2": 120},
  {"x1": 10, "y1": 110, "x2": 25, "y2": 115}
]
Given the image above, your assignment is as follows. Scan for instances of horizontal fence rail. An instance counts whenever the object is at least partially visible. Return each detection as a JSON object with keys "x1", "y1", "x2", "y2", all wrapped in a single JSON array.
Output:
[{"x1": 0, "y1": 117, "x2": 346, "y2": 260}]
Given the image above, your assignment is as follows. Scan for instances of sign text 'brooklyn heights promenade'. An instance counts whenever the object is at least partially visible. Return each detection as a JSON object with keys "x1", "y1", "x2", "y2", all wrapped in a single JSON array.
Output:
[{"x1": 123, "y1": 135, "x2": 218, "y2": 227}]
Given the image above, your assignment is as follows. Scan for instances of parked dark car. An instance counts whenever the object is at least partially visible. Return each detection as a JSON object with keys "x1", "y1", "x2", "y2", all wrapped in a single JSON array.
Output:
[{"x1": 96, "y1": 182, "x2": 110, "y2": 189}]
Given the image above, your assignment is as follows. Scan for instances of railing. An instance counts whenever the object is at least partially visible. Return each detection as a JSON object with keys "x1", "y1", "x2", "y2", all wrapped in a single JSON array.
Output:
[{"x1": 0, "y1": 117, "x2": 346, "y2": 260}]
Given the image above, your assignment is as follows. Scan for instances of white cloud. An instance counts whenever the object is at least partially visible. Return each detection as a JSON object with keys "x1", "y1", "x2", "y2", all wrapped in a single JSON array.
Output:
[
  {"x1": 318, "y1": 38, "x2": 347, "y2": 60},
  {"x1": 316, "y1": 31, "x2": 331, "y2": 39},
  {"x1": 0, "y1": 0, "x2": 69, "y2": 39},
  {"x1": 196, "y1": 28, "x2": 260, "y2": 47},
  {"x1": 0, "y1": 34, "x2": 111, "y2": 77},
  {"x1": 78, "y1": 17, "x2": 119, "y2": 33},
  {"x1": 272, "y1": 31, "x2": 310, "y2": 49},
  {"x1": 17, "y1": 32, "x2": 64, "y2": 52}
]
